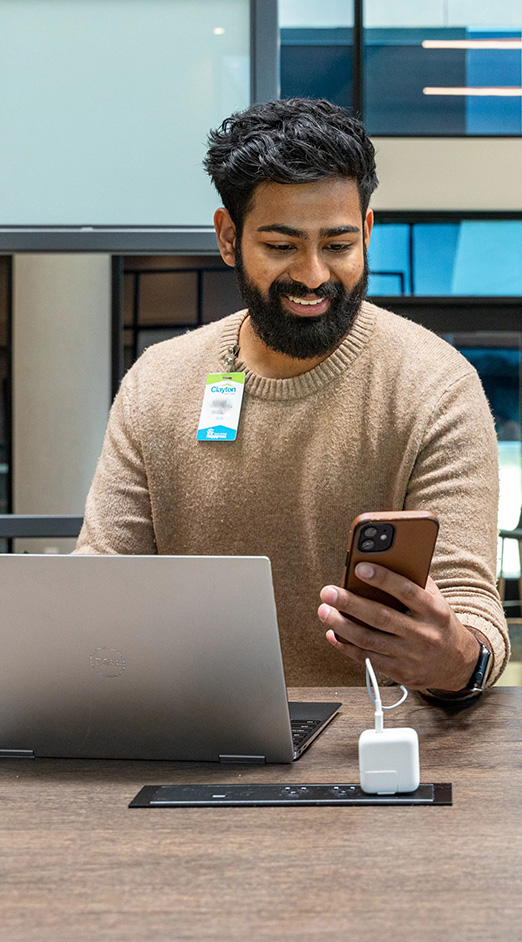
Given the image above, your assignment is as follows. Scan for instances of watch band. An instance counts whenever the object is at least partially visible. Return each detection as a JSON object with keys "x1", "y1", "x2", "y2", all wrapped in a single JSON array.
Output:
[
  {"x1": 425, "y1": 640, "x2": 493, "y2": 699},
  {"x1": 465, "y1": 642, "x2": 492, "y2": 693}
]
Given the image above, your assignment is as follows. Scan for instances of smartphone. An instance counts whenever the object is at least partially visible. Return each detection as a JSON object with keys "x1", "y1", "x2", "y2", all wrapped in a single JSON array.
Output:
[{"x1": 339, "y1": 511, "x2": 439, "y2": 629}]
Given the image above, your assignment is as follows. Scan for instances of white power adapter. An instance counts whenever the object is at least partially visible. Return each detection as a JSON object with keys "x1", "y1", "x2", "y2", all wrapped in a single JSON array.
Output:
[{"x1": 359, "y1": 659, "x2": 420, "y2": 795}]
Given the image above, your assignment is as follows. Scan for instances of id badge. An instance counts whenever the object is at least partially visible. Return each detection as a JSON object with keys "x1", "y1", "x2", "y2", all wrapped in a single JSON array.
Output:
[{"x1": 197, "y1": 372, "x2": 245, "y2": 441}]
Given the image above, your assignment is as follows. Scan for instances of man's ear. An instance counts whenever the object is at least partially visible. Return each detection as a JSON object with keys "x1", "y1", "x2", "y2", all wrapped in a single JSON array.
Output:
[
  {"x1": 364, "y1": 208, "x2": 374, "y2": 250},
  {"x1": 214, "y1": 208, "x2": 237, "y2": 267}
]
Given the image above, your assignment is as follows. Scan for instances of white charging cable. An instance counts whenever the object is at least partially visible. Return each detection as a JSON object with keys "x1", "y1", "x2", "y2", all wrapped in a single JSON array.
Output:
[
  {"x1": 360, "y1": 659, "x2": 419, "y2": 794},
  {"x1": 365, "y1": 658, "x2": 408, "y2": 733}
]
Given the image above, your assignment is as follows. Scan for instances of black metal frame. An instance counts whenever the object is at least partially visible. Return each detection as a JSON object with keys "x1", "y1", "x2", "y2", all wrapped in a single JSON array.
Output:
[
  {"x1": 0, "y1": 515, "x2": 83, "y2": 539},
  {"x1": 352, "y1": 0, "x2": 363, "y2": 117},
  {"x1": 5, "y1": 256, "x2": 12, "y2": 517},
  {"x1": 0, "y1": 257, "x2": 13, "y2": 553},
  {"x1": 370, "y1": 296, "x2": 522, "y2": 335},
  {"x1": 251, "y1": 0, "x2": 279, "y2": 103},
  {"x1": 111, "y1": 256, "x2": 124, "y2": 400}
]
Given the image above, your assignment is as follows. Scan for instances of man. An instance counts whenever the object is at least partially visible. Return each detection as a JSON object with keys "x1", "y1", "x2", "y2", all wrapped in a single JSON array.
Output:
[{"x1": 75, "y1": 98, "x2": 509, "y2": 695}]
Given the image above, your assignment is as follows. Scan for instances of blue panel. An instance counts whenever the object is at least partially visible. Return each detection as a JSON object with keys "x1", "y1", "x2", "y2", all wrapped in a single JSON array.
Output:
[
  {"x1": 367, "y1": 273, "x2": 403, "y2": 296},
  {"x1": 466, "y1": 31, "x2": 522, "y2": 135},
  {"x1": 372, "y1": 221, "x2": 522, "y2": 297},
  {"x1": 452, "y1": 222, "x2": 522, "y2": 296},
  {"x1": 412, "y1": 225, "x2": 460, "y2": 296},
  {"x1": 280, "y1": 29, "x2": 352, "y2": 109},
  {"x1": 367, "y1": 224, "x2": 410, "y2": 295},
  {"x1": 364, "y1": 28, "x2": 466, "y2": 135},
  {"x1": 457, "y1": 347, "x2": 520, "y2": 440}
]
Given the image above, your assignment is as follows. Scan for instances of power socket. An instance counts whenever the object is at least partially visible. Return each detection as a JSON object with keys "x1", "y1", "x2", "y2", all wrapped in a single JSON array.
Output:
[{"x1": 359, "y1": 727, "x2": 420, "y2": 795}]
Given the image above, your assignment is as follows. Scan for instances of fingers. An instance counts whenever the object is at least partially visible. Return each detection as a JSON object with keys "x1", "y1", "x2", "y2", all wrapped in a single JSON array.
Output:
[
  {"x1": 320, "y1": 581, "x2": 407, "y2": 638},
  {"x1": 321, "y1": 561, "x2": 439, "y2": 632},
  {"x1": 327, "y1": 611, "x2": 400, "y2": 655},
  {"x1": 353, "y1": 562, "x2": 435, "y2": 617},
  {"x1": 325, "y1": 629, "x2": 397, "y2": 674},
  {"x1": 319, "y1": 587, "x2": 402, "y2": 659},
  {"x1": 319, "y1": 568, "x2": 461, "y2": 690}
]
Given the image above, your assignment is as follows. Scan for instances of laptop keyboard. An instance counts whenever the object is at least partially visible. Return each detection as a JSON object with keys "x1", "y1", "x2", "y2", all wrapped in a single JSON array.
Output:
[{"x1": 291, "y1": 718, "x2": 322, "y2": 751}]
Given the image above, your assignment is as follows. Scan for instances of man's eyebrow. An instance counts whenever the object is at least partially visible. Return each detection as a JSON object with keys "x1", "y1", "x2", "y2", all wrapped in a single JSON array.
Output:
[
  {"x1": 320, "y1": 225, "x2": 360, "y2": 237},
  {"x1": 256, "y1": 224, "x2": 361, "y2": 238},
  {"x1": 256, "y1": 224, "x2": 307, "y2": 238}
]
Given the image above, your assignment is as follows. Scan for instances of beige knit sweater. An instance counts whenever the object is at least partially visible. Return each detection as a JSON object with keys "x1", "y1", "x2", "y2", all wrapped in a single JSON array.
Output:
[{"x1": 75, "y1": 302, "x2": 509, "y2": 687}]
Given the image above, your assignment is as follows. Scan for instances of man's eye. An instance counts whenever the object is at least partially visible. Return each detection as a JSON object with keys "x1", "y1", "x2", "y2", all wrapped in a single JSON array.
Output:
[
  {"x1": 326, "y1": 243, "x2": 353, "y2": 253},
  {"x1": 265, "y1": 243, "x2": 295, "y2": 252}
]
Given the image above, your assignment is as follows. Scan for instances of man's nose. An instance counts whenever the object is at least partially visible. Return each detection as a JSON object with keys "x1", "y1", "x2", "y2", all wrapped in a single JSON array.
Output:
[{"x1": 287, "y1": 251, "x2": 330, "y2": 291}]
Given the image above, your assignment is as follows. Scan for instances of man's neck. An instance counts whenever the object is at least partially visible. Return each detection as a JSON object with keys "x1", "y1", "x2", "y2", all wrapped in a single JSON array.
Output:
[{"x1": 238, "y1": 315, "x2": 332, "y2": 379}]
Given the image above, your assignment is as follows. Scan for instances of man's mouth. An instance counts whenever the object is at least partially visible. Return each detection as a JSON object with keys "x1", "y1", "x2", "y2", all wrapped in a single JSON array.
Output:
[{"x1": 282, "y1": 294, "x2": 330, "y2": 316}]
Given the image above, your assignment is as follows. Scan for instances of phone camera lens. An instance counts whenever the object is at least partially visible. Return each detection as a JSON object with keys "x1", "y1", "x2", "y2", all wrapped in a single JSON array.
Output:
[
  {"x1": 361, "y1": 539, "x2": 375, "y2": 550},
  {"x1": 363, "y1": 527, "x2": 377, "y2": 538}
]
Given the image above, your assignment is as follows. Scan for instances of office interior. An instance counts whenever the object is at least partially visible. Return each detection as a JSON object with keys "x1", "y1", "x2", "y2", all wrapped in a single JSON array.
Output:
[{"x1": 1, "y1": 0, "x2": 522, "y2": 677}]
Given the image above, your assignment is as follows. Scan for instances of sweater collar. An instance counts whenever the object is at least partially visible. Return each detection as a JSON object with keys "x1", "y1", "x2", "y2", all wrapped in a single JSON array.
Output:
[{"x1": 219, "y1": 301, "x2": 376, "y2": 401}]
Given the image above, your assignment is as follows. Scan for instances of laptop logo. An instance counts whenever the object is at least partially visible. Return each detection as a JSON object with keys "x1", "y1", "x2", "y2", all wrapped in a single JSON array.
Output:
[{"x1": 90, "y1": 647, "x2": 126, "y2": 677}]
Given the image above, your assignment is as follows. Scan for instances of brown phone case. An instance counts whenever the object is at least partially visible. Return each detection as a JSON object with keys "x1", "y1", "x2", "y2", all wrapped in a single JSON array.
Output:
[{"x1": 341, "y1": 510, "x2": 439, "y2": 615}]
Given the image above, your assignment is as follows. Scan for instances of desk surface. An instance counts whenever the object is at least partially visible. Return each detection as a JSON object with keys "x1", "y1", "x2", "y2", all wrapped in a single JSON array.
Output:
[{"x1": 1, "y1": 686, "x2": 521, "y2": 942}]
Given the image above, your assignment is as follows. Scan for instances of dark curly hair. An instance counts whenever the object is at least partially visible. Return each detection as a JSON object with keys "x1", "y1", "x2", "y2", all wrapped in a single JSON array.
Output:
[{"x1": 203, "y1": 98, "x2": 378, "y2": 232}]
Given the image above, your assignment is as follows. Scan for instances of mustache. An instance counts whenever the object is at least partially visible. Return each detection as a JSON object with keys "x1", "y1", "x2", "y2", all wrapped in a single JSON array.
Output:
[{"x1": 269, "y1": 279, "x2": 345, "y2": 301}]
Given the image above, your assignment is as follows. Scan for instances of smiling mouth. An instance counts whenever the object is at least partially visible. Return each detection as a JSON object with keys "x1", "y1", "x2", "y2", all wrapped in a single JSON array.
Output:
[
  {"x1": 285, "y1": 295, "x2": 324, "y2": 306},
  {"x1": 282, "y1": 294, "x2": 330, "y2": 315}
]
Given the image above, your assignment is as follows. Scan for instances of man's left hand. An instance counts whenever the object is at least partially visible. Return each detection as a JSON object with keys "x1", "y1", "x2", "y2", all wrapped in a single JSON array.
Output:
[{"x1": 318, "y1": 562, "x2": 481, "y2": 692}]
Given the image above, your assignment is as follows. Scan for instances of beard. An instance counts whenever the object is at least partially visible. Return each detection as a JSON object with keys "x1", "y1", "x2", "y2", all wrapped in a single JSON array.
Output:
[{"x1": 234, "y1": 243, "x2": 369, "y2": 361}]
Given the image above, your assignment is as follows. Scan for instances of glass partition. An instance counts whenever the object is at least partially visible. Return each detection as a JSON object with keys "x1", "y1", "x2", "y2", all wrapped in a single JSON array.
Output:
[
  {"x1": 0, "y1": 0, "x2": 250, "y2": 239},
  {"x1": 364, "y1": 0, "x2": 522, "y2": 134},
  {"x1": 278, "y1": 2, "x2": 521, "y2": 135},
  {"x1": 279, "y1": 0, "x2": 354, "y2": 108}
]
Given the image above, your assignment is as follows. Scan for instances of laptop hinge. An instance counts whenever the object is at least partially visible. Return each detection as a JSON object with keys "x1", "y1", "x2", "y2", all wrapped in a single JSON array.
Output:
[
  {"x1": 0, "y1": 748, "x2": 35, "y2": 758},
  {"x1": 219, "y1": 754, "x2": 266, "y2": 764}
]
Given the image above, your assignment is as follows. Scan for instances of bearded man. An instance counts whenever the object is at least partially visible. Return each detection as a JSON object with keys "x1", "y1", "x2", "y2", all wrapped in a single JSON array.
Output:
[{"x1": 75, "y1": 98, "x2": 508, "y2": 696}]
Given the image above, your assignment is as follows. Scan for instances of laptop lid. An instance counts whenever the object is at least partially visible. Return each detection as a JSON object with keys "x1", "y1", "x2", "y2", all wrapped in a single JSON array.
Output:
[{"x1": 0, "y1": 554, "x2": 331, "y2": 763}]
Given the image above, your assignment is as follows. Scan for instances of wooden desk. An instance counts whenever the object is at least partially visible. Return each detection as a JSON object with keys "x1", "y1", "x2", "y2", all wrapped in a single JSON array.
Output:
[{"x1": 1, "y1": 687, "x2": 521, "y2": 942}]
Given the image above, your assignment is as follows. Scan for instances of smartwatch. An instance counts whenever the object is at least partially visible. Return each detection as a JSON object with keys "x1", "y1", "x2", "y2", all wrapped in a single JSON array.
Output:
[{"x1": 464, "y1": 642, "x2": 492, "y2": 693}]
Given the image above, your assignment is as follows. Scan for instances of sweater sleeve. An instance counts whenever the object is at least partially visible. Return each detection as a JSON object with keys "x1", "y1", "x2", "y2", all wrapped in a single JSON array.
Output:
[
  {"x1": 405, "y1": 367, "x2": 510, "y2": 687},
  {"x1": 74, "y1": 370, "x2": 157, "y2": 555}
]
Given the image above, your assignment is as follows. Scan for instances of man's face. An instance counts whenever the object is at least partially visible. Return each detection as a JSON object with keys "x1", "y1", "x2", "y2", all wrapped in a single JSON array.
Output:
[{"x1": 230, "y1": 177, "x2": 372, "y2": 360}]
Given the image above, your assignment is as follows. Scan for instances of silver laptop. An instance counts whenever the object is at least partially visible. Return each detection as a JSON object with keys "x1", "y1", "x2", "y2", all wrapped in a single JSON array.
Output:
[{"x1": 0, "y1": 555, "x2": 340, "y2": 763}]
